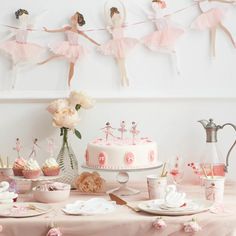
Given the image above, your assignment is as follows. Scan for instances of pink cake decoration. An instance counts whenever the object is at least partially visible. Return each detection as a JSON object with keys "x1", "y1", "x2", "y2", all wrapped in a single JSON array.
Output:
[
  {"x1": 85, "y1": 149, "x2": 89, "y2": 165},
  {"x1": 98, "y1": 152, "x2": 107, "y2": 166},
  {"x1": 124, "y1": 152, "x2": 134, "y2": 166},
  {"x1": 148, "y1": 150, "x2": 155, "y2": 163}
]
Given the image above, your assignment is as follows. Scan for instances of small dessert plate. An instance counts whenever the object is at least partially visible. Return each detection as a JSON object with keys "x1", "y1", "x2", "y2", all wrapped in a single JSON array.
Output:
[
  {"x1": 0, "y1": 202, "x2": 53, "y2": 218},
  {"x1": 62, "y1": 198, "x2": 116, "y2": 216},
  {"x1": 138, "y1": 199, "x2": 213, "y2": 216}
]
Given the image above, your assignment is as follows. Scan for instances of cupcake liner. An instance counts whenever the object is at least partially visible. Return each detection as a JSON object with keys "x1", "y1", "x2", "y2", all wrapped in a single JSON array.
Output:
[
  {"x1": 13, "y1": 168, "x2": 24, "y2": 176},
  {"x1": 22, "y1": 169, "x2": 41, "y2": 179},
  {"x1": 42, "y1": 167, "x2": 60, "y2": 176}
]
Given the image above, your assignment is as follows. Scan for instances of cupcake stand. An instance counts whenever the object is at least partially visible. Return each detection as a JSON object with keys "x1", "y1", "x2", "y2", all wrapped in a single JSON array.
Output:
[
  {"x1": 11, "y1": 175, "x2": 61, "y2": 192},
  {"x1": 82, "y1": 161, "x2": 163, "y2": 196}
]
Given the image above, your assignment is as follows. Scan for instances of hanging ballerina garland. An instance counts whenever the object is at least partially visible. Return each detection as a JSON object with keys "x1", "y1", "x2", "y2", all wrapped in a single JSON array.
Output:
[
  {"x1": 0, "y1": 9, "x2": 46, "y2": 89},
  {"x1": 136, "y1": 0, "x2": 185, "y2": 74},
  {"x1": 191, "y1": 0, "x2": 236, "y2": 58},
  {"x1": 39, "y1": 12, "x2": 100, "y2": 87},
  {"x1": 98, "y1": 0, "x2": 139, "y2": 87}
]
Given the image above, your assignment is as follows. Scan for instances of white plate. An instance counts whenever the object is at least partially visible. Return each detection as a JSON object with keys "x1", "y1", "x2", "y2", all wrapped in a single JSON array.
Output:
[
  {"x1": 0, "y1": 202, "x2": 53, "y2": 218},
  {"x1": 138, "y1": 199, "x2": 213, "y2": 216},
  {"x1": 62, "y1": 198, "x2": 116, "y2": 216}
]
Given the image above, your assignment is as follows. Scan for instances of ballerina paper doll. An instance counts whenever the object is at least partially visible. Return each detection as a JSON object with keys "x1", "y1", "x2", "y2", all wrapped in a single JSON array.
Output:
[
  {"x1": 191, "y1": 0, "x2": 236, "y2": 57},
  {"x1": 39, "y1": 12, "x2": 100, "y2": 87},
  {"x1": 0, "y1": 9, "x2": 45, "y2": 89},
  {"x1": 98, "y1": 2, "x2": 138, "y2": 87},
  {"x1": 141, "y1": 0, "x2": 184, "y2": 74}
]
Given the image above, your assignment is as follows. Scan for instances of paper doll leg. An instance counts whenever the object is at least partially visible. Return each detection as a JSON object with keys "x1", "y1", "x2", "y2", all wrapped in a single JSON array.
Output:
[
  {"x1": 210, "y1": 27, "x2": 217, "y2": 58},
  {"x1": 219, "y1": 23, "x2": 236, "y2": 48},
  {"x1": 11, "y1": 64, "x2": 20, "y2": 89},
  {"x1": 38, "y1": 55, "x2": 63, "y2": 65},
  {"x1": 170, "y1": 50, "x2": 180, "y2": 75},
  {"x1": 116, "y1": 59, "x2": 129, "y2": 87},
  {"x1": 68, "y1": 63, "x2": 75, "y2": 87}
]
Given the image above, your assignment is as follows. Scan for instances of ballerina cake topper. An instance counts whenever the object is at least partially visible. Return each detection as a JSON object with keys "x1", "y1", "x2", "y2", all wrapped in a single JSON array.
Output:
[
  {"x1": 118, "y1": 120, "x2": 127, "y2": 140},
  {"x1": 130, "y1": 121, "x2": 140, "y2": 145},
  {"x1": 13, "y1": 138, "x2": 23, "y2": 158},
  {"x1": 28, "y1": 138, "x2": 40, "y2": 159},
  {"x1": 47, "y1": 138, "x2": 56, "y2": 158},
  {"x1": 0, "y1": 9, "x2": 45, "y2": 89},
  {"x1": 39, "y1": 11, "x2": 100, "y2": 88},
  {"x1": 101, "y1": 122, "x2": 116, "y2": 142},
  {"x1": 98, "y1": 0, "x2": 138, "y2": 87}
]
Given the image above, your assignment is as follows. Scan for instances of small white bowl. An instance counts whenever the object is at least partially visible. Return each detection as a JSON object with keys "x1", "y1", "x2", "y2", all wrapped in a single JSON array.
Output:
[{"x1": 32, "y1": 182, "x2": 70, "y2": 203}]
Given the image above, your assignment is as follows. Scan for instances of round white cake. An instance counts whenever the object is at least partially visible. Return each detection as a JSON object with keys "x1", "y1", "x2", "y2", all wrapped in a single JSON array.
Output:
[{"x1": 84, "y1": 138, "x2": 158, "y2": 170}]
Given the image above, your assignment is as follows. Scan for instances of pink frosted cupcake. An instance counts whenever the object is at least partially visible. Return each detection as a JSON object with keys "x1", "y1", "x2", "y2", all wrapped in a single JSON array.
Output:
[
  {"x1": 22, "y1": 159, "x2": 41, "y2": 179},
  {"x1": 42, "y1": 158, "x2": 60, "y2": 176},
  {"x1": 12, "y1": 158, "x2": 26, "y2": 176}
]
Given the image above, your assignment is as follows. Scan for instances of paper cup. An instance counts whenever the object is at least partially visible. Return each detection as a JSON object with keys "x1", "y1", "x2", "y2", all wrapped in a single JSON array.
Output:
[
  {"x1": 147, "y1": 175, "x2": 167, "y2": 200},
  {"x1": 203, "y1": 176, "x2": 225, "y2": 203}
]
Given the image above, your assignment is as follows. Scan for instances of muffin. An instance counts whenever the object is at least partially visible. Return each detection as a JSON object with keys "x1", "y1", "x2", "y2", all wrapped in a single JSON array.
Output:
[
  {"x1": 42, "y1": 158, "x2": 60, "y2": 176},
  {"x1": 22, "y1": 159, "x2": 41, "y2": 179},
  {"x1": 12, "y1": 158, "x2": 26, "y2": 176}
]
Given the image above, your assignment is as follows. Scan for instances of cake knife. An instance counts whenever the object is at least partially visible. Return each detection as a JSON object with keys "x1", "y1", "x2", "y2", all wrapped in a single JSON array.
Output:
[{"x1": 109, "y1": 193, "x2": 140, "y2": 212}]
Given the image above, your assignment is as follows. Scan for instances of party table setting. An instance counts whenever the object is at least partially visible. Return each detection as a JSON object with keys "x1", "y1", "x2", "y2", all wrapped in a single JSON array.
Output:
[{"x1": 0, "y1": 91, "x2": 235, "y2": 236}]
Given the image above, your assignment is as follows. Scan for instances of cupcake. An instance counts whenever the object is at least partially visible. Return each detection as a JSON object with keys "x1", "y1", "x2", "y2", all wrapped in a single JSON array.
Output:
[
  {"x1": 22, "y1": 159, "x2": 41, "y2": 179},
  {"x1": 42, "y1": 158, "x2": 60, "y2": 176},
  {"x1": 12, "y1": 158, "x2": 26, "y2": 176}
]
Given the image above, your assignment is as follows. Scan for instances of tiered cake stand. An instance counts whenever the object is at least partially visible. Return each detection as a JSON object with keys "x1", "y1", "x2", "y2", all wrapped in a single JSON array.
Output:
[{"x1": 82, "y1": 161, "x2": 163, "y2": 196}]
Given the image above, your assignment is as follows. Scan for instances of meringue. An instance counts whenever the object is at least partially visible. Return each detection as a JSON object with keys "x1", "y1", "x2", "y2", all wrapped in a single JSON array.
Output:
[{"x1": 164, "y1": 185, "x2": 186, "y2": 208}]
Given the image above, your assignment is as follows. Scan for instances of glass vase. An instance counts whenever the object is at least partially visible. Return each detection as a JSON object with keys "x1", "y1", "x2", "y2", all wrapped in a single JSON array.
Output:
[{"x1": 57, "y1": 128, "x2": 78, "y2": 187}]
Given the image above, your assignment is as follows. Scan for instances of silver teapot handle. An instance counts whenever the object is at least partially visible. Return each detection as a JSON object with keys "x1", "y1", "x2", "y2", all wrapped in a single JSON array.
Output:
[{"x1": 218, "y1": 123, "x2": 236, "y2": 172}]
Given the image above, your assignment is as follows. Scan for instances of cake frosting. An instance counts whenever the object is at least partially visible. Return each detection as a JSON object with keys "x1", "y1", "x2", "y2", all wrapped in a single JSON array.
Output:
[
  {"x1": 85, "y1": 137, "x2": 158, "y2": 169},
  {"x1": 24, "y1": 159, "x2": 40, "y2": 171},
  {"x1": 43, "y1": 158, "x2": 59, "y2": 168}
]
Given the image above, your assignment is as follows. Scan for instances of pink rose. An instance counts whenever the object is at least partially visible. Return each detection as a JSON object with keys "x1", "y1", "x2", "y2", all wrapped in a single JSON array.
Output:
[
  {"x1": 124, "y1": 152, "x2": 134, "y2": 165},
  {"x1": 183, "y1": 219, "x2": 202, "y2": 233},
  {"x1": 69, "y1": 91, "x2": 94, "y2": 109},
  {"x1": 85, "y1": 149, "x2": 89, "y2": 164},
  {"x1": 153, "y1": 218, "x2": 167, "y2": 230},
  {"x1": 46, "y1": 227, "x2": 62, "y2": 236},
  {"x1": 52, "y1": 108, "x2": 80, "y2": 129},
  {"x1": 148, "y1": 150, "x2": 155, "y2": 162},
  {"x1": 47, "y1": 99, "x2": 69, "y2": 114}
]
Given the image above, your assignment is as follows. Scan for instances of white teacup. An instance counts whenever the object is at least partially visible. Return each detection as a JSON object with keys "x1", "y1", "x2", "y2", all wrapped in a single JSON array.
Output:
[
  {"x1": 203, "y1": 176, "x2": 225, "y2": 203},
  {"x1": 147, "y1": 175, "x2": 167, "y2": 200}
]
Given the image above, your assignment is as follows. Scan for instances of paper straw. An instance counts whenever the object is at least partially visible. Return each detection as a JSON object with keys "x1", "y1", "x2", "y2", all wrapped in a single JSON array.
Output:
[
  {"x1": 7, "y1": 156, "x2": 9, "y2": 168},
  {"x1": 211, "y1": 165, "x2": 214, "y2": 179},
  {"x1": 0, "y1": 156, "x2": 3, "y2": 168},
  {"x1": 160, "y1": 163, "x2": 166, "y2": 177},
  {"x1": 201, "y1": 165, "x2": 208, "y2": 178}
]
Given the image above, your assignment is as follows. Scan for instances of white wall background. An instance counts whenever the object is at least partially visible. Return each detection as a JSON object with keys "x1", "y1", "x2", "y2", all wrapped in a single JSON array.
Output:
[{"x1": 0, "y1": 0, "x2": 236, "y2": 183}]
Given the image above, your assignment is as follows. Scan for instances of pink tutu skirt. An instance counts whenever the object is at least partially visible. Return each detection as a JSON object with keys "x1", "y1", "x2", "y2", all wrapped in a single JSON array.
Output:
[
  {"x1": 0, "y1": 41, "x2": 44, "y2": 63},
  {"x1": 191, "y1": 8, "x2": 225, "y2": 30},
  {"x1": 49, "y1": 41, "x2": 86, "y2": 63},
  {"x1": 98, "y1": 38, "x2": 138, "y2": 59},
  {"x1": 142, "y1": 27, "x2": 184, "y2": 50}
]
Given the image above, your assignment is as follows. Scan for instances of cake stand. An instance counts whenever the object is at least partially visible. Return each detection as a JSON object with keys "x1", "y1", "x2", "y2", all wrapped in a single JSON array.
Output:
[
  {"x1": 82, "y1": 161, "x2": 163, "y2": 196},
  {"x1": 11, "y1": 175, "x2": 62, "y2": 190}
]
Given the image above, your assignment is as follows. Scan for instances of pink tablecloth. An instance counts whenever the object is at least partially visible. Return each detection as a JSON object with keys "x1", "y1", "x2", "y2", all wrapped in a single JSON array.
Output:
[{"x1": 1, "y1": 182, "x2": 236, "y2": 236}]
